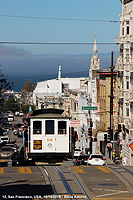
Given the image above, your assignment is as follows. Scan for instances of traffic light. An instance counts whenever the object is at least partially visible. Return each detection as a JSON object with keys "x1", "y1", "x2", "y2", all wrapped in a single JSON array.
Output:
[
  {"x1": 107, "y1": 133, "x2": 110, "y2": 141},
  {"x1": 88, "y1": 128, "x2": 92, "y2": 136},
  {"x1": 90, "y1": 121, "x2": 93, "y2": 127},
  {"x1": 93, "y1": 138, "x2": 97, "y2": 142},
  {"x1": 107, "y1": 127, "x2": 112, "y2": 141},
  {"x1": 115, "y1": 132, "x2": 120, "y2": 141},
  {"x1": 104, "y1": 134, "x2": 107, "y2": 142}
]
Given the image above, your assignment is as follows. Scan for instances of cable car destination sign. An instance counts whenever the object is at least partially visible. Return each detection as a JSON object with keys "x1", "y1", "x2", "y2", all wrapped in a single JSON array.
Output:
[{"x1": 82, "y1": 106, "x2": 98, "y2": 110}]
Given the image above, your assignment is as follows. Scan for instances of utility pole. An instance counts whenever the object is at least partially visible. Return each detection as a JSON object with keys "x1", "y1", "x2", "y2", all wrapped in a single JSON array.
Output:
[{"x1": 110, "y1": 51, "x2": 114, "y2": 152}]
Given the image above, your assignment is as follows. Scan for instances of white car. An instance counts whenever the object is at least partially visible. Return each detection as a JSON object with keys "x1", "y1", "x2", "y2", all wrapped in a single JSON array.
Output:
[
  {"x1": 87, "y1": 154, "x2": 105, "y2": 166},
  {"x1": 74, "y1": 148, "x2": 82, "y2": 158},
  {"x1": 0, "y1": 136, "x2": 10, "y2": 143}
]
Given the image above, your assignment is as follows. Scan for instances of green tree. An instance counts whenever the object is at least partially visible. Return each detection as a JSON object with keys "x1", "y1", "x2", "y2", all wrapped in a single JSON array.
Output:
[
  {"x1": 0, "y1": 96, "x2": 19, "y2": 113},
  {"x1": 0, "y1": 70, "x2": 14, "y2": 105},
  {"x1": 22, "y1": 104, "x2": 35, "y2": 114}
]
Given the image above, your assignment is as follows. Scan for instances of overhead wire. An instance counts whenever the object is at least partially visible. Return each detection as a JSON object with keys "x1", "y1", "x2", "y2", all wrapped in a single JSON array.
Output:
[
  {"x1": 0, "y1": 41, "x2": 117, "y2": 45},
  {"x1": 0, "y1": 14, "x2": 120, "y2": 23}
]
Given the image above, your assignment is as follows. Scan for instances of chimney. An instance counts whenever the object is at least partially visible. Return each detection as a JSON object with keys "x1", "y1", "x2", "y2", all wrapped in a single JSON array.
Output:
[{"x1": 58, "y1": 65, "x2": 61, "y2": 79}]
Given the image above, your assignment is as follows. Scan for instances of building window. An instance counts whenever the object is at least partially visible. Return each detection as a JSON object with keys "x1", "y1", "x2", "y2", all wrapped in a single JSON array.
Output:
[
  {"x1": 45, "y1": 120, "x2": 54, "y2": 134},
  {"x1": 58, "y1": 121, "x2": 67, "y2": 134},
  {"x1": 126, "y1": 81, "x2": 129, "y2": 89},
  {"x1": 74, "y1": 102, "x2": 76, "y2": 111},
  {"x1": 33, "y1": 121, "x2": 42, "y2": 134},
  {"x1": 126, "y1": 21, "x2": 129, "y2": 34},
  {"x1": 122, "y1": 27, "x2": 124, "y2": 35},
  {"x1": 126, "y1": 103, "x2": 129, "y2": 117}
]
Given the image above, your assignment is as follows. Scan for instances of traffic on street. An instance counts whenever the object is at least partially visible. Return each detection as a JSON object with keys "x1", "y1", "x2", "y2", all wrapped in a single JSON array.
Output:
[{"x1": 0, "y1": 113, "x2": 133, "y2": 200}]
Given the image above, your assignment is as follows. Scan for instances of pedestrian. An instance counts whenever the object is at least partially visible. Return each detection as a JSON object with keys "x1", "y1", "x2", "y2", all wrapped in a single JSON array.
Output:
[
  {"x1": 112, "y1": 150, "x2": 117, "y2": 162},
  {"x1": 23, "y1": 125, "x2": 29, "y2": 159},
  {"x1": 120, "y1": 150, "x2": 122, "y2": 163}
]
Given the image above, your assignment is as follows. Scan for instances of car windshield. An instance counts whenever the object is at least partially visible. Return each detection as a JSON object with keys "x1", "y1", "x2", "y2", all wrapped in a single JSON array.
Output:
[
  {"x1": 91, "y1": 155, "x2": 103, "y2": 159},
  {"x1": 1, "y1": 148, "x2": 12, "y2": 151},
  {"x1": 78, "y1": 155, "x2": 89, "y2": 160},
  {"x1": 1, "y1": 138, "x2": 8, "y2": 140},
  {"x1": 75, "y1": 149, "x2": 81, "y2": 152}
]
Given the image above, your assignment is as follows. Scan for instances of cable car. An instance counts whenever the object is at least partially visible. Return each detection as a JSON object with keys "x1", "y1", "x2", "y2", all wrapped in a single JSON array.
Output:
[{"x1": 27, "y1": 108, "x2": 72, "y2": 164}]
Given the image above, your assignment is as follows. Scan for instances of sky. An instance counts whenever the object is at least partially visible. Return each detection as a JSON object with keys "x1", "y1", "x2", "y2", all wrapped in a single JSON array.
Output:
[{"x1": 0, "y1": 0, "x2": 122, "y2": 91}]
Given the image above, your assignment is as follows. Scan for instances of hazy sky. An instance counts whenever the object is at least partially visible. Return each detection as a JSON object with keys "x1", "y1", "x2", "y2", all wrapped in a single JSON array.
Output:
[{"x1": 0, "y1": 0, "x2": 122, "y2": 91}]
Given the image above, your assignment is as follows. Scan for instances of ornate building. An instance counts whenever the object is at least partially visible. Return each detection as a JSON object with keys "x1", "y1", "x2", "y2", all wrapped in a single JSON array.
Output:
[{"x1": 116, "y1": 0, "x2": 133, "y2": 165}]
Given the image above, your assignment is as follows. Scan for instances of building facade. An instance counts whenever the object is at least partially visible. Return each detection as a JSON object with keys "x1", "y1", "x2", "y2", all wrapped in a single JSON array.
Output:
[{"x1": 116, "y1": 0, "x2": 133, "y2": 165}]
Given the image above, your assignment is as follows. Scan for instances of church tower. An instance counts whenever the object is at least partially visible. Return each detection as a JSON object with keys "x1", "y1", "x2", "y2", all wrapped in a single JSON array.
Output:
[
  {"x1": 89, "y1": 36, "x2": 100, "y2": 79},
  {"x1": 90, "y1": 35, "x2": 100, "y2": 70}
]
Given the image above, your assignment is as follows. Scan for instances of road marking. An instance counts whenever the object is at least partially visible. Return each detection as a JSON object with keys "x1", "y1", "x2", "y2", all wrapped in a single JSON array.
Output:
[
  {"x1": 71, "y1": 167, "x2": 85, "y2": 173},
  {"x1": 0, "y1": 168, "x2": 4, "y2": 174},
  {"x1": 18, "y1": 167, "x2": 32, "y2": 173},
  {"x1": 18, "y1": 167, "x2": 25, "y2": 173},
  {"x1": 95, "y1": 190, "x2": 129, "y2": 198},
  {"x1": 96, "y1": 166, "x2": 111, "y2": 173},
  {"x1": 25, "y1": 167, "x2": 32, "y2": 173}
]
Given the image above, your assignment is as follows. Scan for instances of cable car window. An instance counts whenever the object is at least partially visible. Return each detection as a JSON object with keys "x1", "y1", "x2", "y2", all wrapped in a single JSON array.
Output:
[
  {"x1": 33, "y1": 121, "x2": 42, "y2": 134},
  {"x1": 45, "y1": 120, "x2": 54, "y2": 134},
  {"x1": 58, "y1": 121, "x2": 66, "y2": 134}
]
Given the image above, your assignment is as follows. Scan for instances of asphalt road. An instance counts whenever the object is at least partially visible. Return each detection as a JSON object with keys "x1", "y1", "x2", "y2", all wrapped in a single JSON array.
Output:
[
  {"x1": 0, "y1": 161, "x2": 133, "y2": 200},
  {"x1": 0, "y1": 117, "x2": 133, "y2": 200}
]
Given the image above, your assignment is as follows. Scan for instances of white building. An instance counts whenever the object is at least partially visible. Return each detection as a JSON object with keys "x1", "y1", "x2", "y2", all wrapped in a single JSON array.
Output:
[
  {"x1": 33, "y1": 65, "x2": 87, "y2": 108},
  {"x1": 116, "y1": 0, "x2": 133, "y2": 165}
]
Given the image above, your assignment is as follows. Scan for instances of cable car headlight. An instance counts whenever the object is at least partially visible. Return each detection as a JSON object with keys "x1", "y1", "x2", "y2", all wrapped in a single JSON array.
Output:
[{"x1": 47, "y1": 143, "x2": 52, "y2": 148}]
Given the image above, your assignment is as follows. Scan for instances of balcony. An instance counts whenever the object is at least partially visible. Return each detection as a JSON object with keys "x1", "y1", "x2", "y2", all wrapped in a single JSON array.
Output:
[
  {"x1": 125, "y1": 35, "x2": 131, "y2": 42},
  {"x1": 125, "y1": 91, "x2": 130, "y2": 100},
  {"x1": 125, "y1": 65, "x2": 130, "y2": 71},
  {"x1": 119, "y1": 65, "x2": 124, "y2": 71},
  {"x1": 119, "y1": 89, "x2": 124, "y2": 98}
]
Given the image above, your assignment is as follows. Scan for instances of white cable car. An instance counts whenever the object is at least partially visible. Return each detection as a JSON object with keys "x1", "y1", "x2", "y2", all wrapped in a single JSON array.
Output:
[{"x1": 28, "y1": 108, "x2": 72, "y2": 163}]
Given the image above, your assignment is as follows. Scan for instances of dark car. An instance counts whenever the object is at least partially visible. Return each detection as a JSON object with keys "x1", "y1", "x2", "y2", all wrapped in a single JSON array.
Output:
[
  {"x1": 74, "y1": 154, "x2": 90, "y2": 165},
  {"x1": 12, "y1": 154, "x2": 26, "y2": 166},
  {"x1": 12, "y1": 147, "x2": 35, "y2": 166}
]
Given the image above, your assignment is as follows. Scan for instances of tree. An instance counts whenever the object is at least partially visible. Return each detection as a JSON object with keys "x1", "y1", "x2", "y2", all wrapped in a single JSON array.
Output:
[
  {"x1": 22, "y1": 104, "x2": 35, "y2": 114},
  {"x1": 22, "y1": 80, "x2": 34, "y2": 92},
  {"x1": 0, "y1": 70, "x2": 14, "y2": 105},
  {"x1": 0, "y1": 96, "x2": 19, "y2": 113}
]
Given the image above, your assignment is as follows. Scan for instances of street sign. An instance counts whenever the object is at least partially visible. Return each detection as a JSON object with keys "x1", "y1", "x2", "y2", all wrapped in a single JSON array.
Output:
[
  {"x1": 82, "y1": 106, "x2": 98, "y2": 110},
  {"x1": 69, "y1": 120, "x2": 82, "y2": 127},
  {"x1": 129, "y1": 142, "x2": 133, "y2": 150}
]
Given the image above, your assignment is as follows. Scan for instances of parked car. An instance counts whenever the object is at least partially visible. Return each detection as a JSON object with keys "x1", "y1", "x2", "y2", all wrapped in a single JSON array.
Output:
[
  {"x1": 87, "y1": 154, "x2": 105, "y2": 166},
  {"x1": 5, "y1": 143, "x2": 19, "y2": 154},
  {"x1": 0, "y1": 146, "x2": 14, "y2": 159},
  {"x1": 74, "y1": 148, "x2": 82, "y2": 158},
  {"x1": 74, "y1": 154, "x2": 90, "y2": 165},
  {"x1": 0, "y1": 136, "x2": 9, "y2": 143}
]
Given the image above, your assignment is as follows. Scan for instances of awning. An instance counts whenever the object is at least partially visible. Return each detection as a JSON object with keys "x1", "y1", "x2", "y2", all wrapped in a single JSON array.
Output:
[{"x1": 97, "y1": 132, "x2": 106, "y2": 141}]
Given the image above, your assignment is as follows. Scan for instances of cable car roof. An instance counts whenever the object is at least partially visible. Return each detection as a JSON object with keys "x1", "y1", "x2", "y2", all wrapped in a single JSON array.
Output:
[{"x1": 30, "y1": 108, "x2": 71, "y2": 119}]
